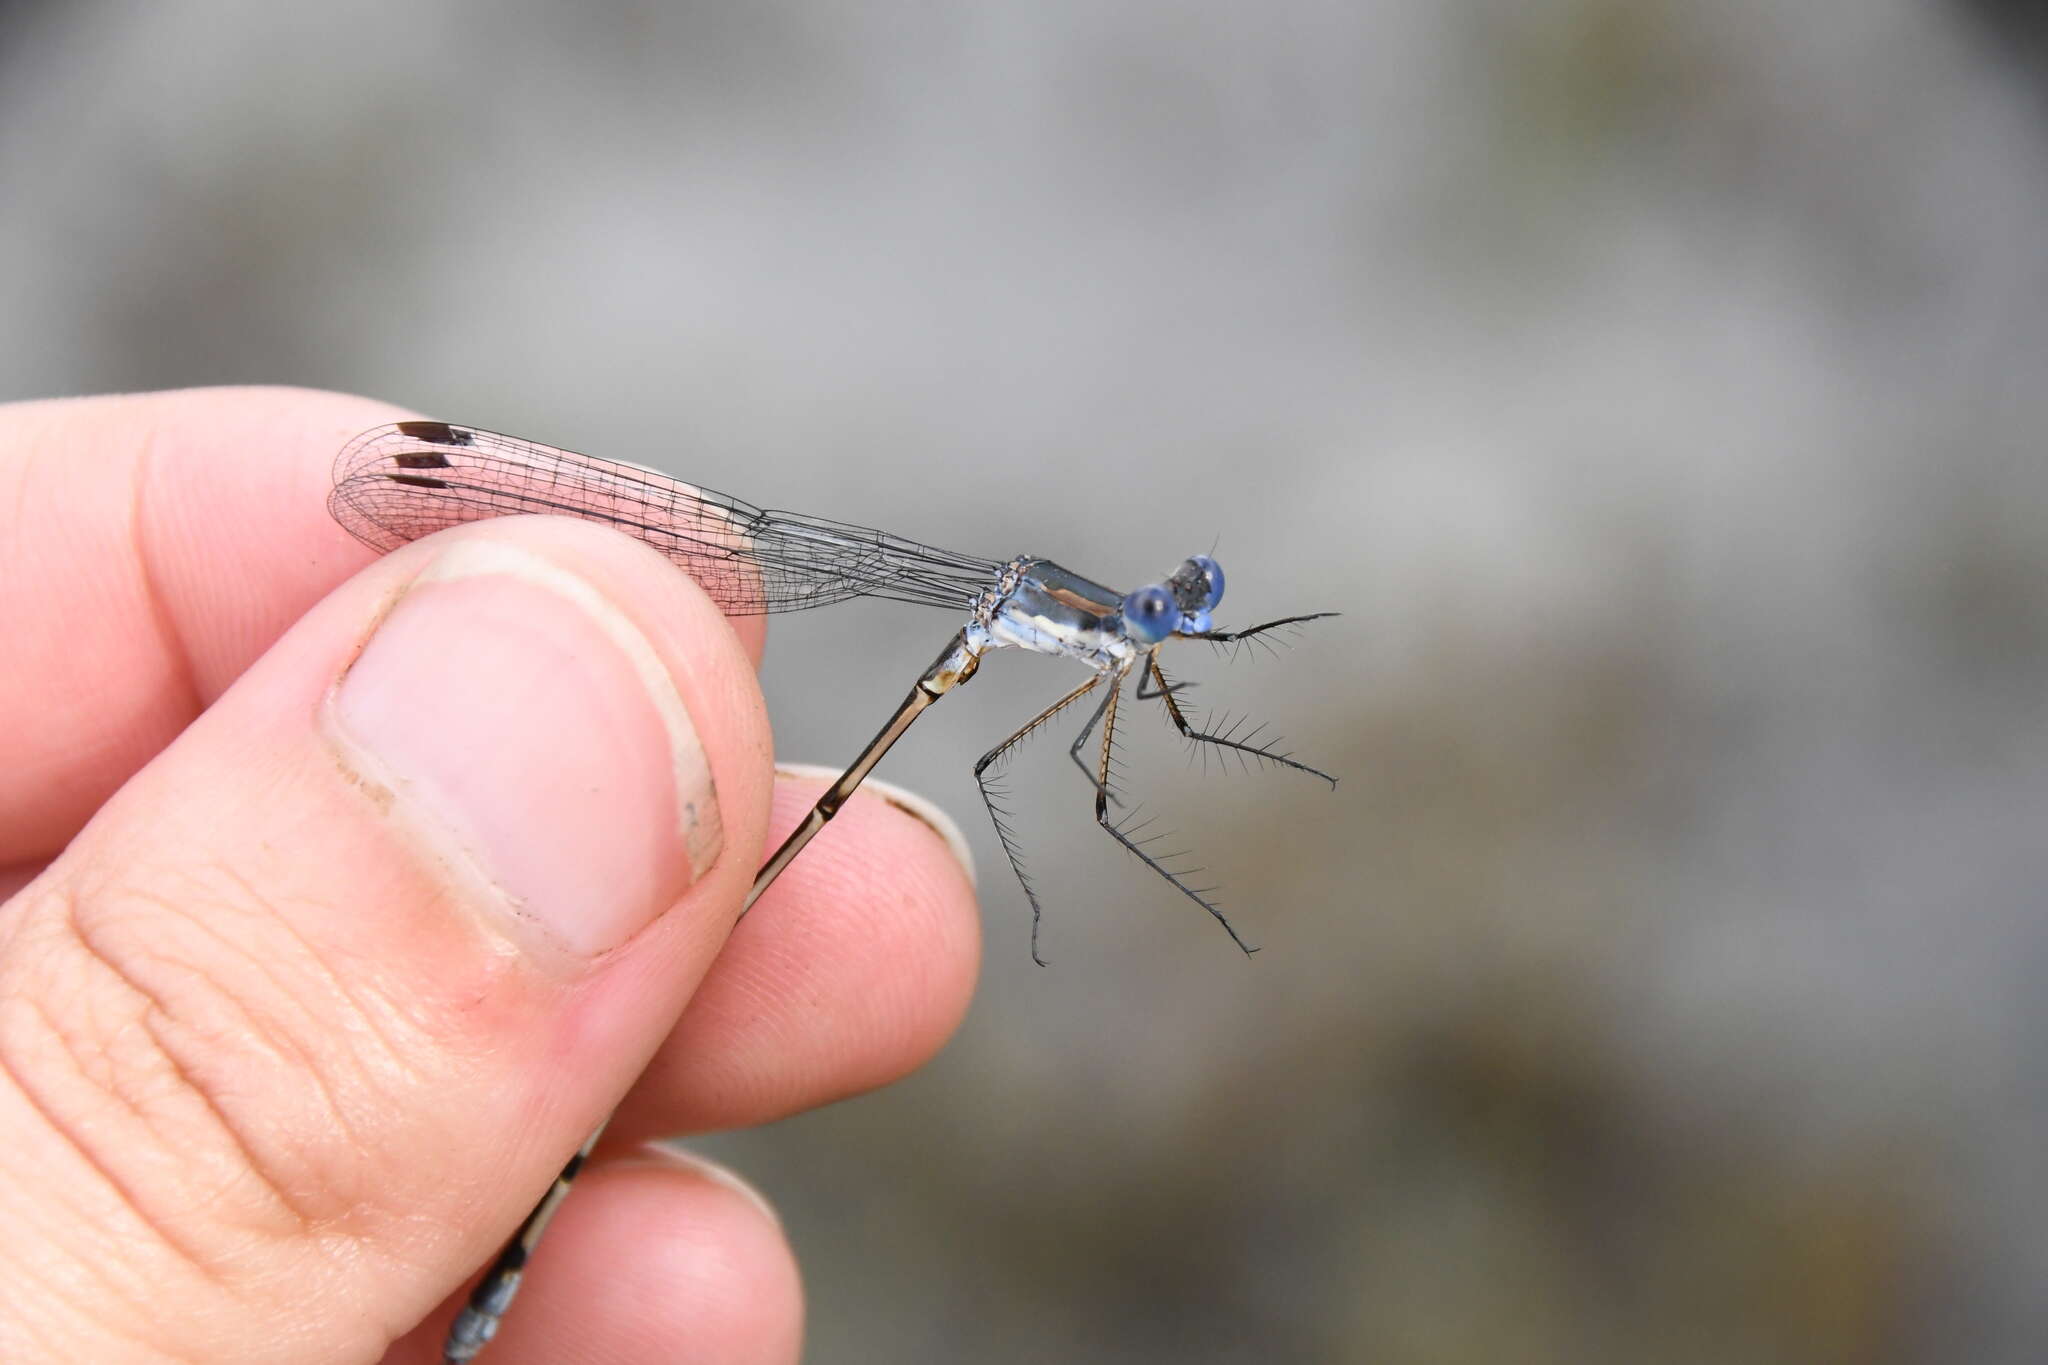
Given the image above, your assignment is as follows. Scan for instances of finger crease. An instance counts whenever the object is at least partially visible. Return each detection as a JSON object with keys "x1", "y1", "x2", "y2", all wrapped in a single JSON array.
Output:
[{"x1": 60, "y1": 894, "x2": 319, "y2": 1254}]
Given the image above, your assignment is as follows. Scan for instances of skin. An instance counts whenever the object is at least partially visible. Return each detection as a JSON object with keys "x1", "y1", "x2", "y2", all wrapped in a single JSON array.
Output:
[{"x1": 0, "y1": 388, "x2": 982, "y2": 1363}]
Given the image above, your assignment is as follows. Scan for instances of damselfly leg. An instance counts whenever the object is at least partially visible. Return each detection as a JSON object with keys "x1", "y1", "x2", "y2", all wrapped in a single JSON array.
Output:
[
  {"x1": 1081, "y1": 661, "x2": 1261, "y2": 953},
  {"x1": 972, "y1": 672, "x2": 1108, "y2": 966},
  {"x1": 1143, "y1": 650, "x2": 1338, "y2": 786}
]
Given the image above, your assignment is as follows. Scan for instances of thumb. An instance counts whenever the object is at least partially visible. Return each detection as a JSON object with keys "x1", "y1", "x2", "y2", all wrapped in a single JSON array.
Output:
[{"x1": 0, "y1": 515, "x2": 774, "y2": 1362}]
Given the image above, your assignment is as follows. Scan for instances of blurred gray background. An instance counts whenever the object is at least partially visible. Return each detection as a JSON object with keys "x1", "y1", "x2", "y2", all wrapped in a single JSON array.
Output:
[{"x1": 7, "y1": 1, "x2": 2048, "y2": 1360}]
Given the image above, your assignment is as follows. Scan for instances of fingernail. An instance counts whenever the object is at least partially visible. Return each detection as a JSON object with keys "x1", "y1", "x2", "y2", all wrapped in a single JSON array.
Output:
[
  {"x1": 775, "y1": 763, "x2": 975, "y2": 887},
  {"x1": 329, "y1": 538, "x2": 722, "y2": 955},
  {"x1": 636, "y1": 1141, "x2": 782, "y2": 1229}
]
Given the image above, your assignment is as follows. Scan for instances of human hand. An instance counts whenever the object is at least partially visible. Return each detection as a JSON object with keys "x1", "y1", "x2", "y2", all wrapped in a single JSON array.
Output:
[{"x1": 0, "y1": 387, "x2": 980, "y2": 1363}]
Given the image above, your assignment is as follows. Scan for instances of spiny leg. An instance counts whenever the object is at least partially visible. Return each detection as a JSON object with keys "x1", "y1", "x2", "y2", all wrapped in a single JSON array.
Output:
[
  {"x1": 1090, "y1": 663, "x2": 1258, "y2": 956},
  {"x1": 973, "y1": 671, "x2": 1106, "y2": 965},
  {"x1": 1201, "y1": 610, "x2": 1340, "y2": 664},
  {"x1": 1203, "y1": 610, "x2": 1338, "y2": 642},
  {"x1": 1066, "y1": 667, "x2": 1128, "y2": 806},
  {"x1": 1145, "y1": 655, "x2": 1337, "y2": 786},
  {"x1": 1134, "y1": 663, "x2": 1193, "y2": 700}
]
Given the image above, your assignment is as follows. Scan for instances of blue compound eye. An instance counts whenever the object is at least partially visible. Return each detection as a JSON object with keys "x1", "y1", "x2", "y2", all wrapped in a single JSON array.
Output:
[
  {"x1": 1186, "y1": 554, "x2": 1225, "y2": 610},
  {"x1": 1122, "y1": 584, "x2": 1179, "y2": 645}
]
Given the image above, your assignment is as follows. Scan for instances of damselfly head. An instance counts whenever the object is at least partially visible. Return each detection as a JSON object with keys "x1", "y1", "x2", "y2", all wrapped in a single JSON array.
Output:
[
  {"x1": 1175, "y1": 555, "x2": 1227, "y2": 613},
  {"x1": 1121, "y1": 554, "x2": 1229, "y2": 644}
]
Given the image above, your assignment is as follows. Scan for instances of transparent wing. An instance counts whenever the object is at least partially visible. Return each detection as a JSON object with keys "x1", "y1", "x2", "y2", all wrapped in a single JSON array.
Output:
[{"x1": 331, "y1": 421, "x2": 1003, "y2": 616}]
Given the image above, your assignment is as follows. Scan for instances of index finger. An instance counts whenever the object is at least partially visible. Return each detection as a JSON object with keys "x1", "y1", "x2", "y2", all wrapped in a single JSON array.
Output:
[{"x1": 0, "y1": 387, "x2": 766, "y2": 865}]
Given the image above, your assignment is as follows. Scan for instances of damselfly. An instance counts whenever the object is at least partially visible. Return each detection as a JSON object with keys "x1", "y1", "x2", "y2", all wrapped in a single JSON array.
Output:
[{"x1": 330, "y1": 419, "x2": 1335, "y2": 1361}]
